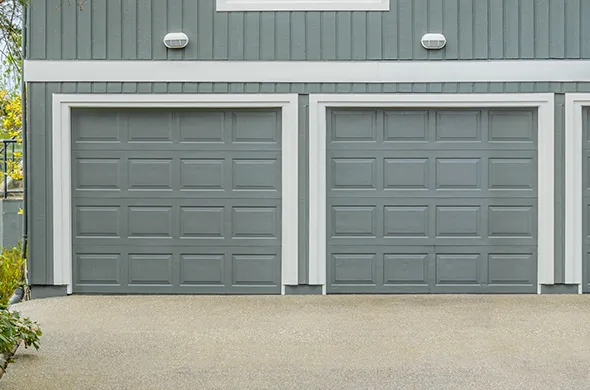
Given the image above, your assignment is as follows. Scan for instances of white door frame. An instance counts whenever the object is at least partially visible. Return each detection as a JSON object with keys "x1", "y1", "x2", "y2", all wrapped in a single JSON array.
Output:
[
  {"x1": 309, "y1": 93, "x2": 555, "y2": 294},
  {"x1": 51, "y1": 94, "x2": 299, "y2": 294},
  {"x1": 564, "y1": 94, "x2": 590, "y2": 293}
]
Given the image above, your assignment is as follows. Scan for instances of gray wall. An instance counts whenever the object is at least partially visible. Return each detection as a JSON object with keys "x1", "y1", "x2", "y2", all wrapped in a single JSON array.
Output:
[
  {"x1": 28, "y1": 0, "x2": 590, "y2": 61},
  {"x1": 0, "y1": 199, "x2": 23, "y2": 250},
  {"x1": 26, "y1": 81, "x2": 583, "y2": 286}
]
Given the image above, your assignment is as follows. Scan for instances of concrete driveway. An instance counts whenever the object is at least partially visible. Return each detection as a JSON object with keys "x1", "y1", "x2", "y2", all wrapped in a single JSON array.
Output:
[{"x1": 2, "y1": 295, "x2": 590, "y2": 389}]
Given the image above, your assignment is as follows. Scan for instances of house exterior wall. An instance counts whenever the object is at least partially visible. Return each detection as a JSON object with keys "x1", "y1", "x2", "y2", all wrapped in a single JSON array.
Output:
[{"x1": 28, "y1": 0, "x2": 590, "y2": 61}]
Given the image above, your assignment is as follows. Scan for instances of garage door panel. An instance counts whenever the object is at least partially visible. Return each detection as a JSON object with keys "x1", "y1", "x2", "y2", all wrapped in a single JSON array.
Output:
[
  {"x1": 71, "y1": 108, "x2": 282, "y2": 294},
  {"x1": 327, "y1": 107, "x2": 537, "y2": 293}
]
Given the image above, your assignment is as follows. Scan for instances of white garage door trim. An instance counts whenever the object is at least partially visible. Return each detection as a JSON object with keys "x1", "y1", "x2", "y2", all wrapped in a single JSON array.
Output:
[
  {"x1": 52, "y1": 94, "x2": 299, "y2": 294},
  {"x1": 564, "y1": 94, "x2": 590, "y2": 293},
  {"x1": 309, "y1": 93, "x2": 555, "y2": 294}
]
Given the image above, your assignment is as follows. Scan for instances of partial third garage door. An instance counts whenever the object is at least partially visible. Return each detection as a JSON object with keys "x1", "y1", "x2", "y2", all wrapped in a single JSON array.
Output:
[
  {"x1": 327, "y1": 107, "x2": 538, "y2": 293},
  {"x1": 71, "y1": 108, "x2": 282, "y2": 294}
]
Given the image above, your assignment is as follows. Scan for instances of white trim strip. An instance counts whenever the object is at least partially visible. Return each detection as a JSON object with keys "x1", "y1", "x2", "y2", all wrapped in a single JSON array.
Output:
[
  {"x1": 565, "y1": 94, "x2": 587, "y2": 290},
  {"x1": 216, "y1": 0, "x2": 389, "y2": 11},
  {"x1": 25, "y1": 60, "x2": 590, "y2": 84},
  {"x1": 308, "y1": 93, "x2": 555, "y2": 293},
  {"x1": 52, "y1": 94, "x2": 299, "y2": 294}
]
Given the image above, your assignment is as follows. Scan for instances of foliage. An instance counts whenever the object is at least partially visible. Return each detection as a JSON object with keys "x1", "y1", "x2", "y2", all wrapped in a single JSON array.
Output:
[
  {"x1": 0, "y1": 309, "x2": 41, "y2": 362},
  {"x1": 0, "y1": 88, "x2": 22, "y2": 181},
  {"x1": 0, "y1": 242, "x2": 23, "y2": 309}
]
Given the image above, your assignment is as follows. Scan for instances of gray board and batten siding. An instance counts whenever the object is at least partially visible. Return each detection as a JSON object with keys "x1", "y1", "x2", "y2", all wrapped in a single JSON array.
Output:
[
  {"x1": 27, "y1": 82, "x2": 576, "y2": 290},
  {"x1": 28, "y1": 0, "x2": 590, "y2": 61}
]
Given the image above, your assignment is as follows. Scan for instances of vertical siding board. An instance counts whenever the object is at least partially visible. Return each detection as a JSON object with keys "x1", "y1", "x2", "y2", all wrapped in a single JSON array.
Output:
[
  {"x1": 181, "y1": 0, "x2": 198, "y2": 59},
  {"x1": 412, "y1": 0, "x2": 428, "y2": 60},
  {"x1": 169, "y1": 83, "x2": 183, "y2": 93},
  {"x1": 489, "y1": 0, "x2": 504, "y2": 58},
  {"x1": 182, "y1": 83, "x2": 199, "y2": 93},
  {"x1": 428, "y1": 0, "x2": 445, "y2": 60},
  {"x1": 321, "y1": 12, "x2": 337, "y2": 60},
  {"x1": 534, "y1": 0, "x2": 550, "y2": 58},
  {"x1": 122, "y1": 83, "x2": 138, "y2": 93},
  {"x1": 306, "y1": 12, "x2": 322, "y2": 60},
  {"x1": 106, "y1": 83, "x2": 123, "y2": 93},
  {"x1": 564, "y1": 0, "x2": 580, "y2": 59},
  {"x1": 152, "y1": 0, "x2": 168, "y2": 60},
  {"x1": 91, "y1": 0, "x2": 107, "y2": 59},
  {"x1": 106, "y1": 0, "x2": 122, "y2": 59},
  {"x1": 458, "y1": 0, "x2": 473, "y2": 59},
  {"x1": 382, "y1": 0, "x2": 398, "y2": 59},
  {"x1": 519, "y1": 0, "x2": 535, "y2": 59},
  {"x1": 260, "y1": 13, "x2": 276, "y2": 60},
  {"x1": 397, "y1": 0, "x2": 413, "y2": 59},
  {"x1": 198, "y1": 0, "x2": 214, "y2": 59},
  {"x1": 76, "y1": 0, "x2": 92, "y2": 59},
  {"x1": 213, "y1": 5, "x2": 229, "y2": 59},
  {"x1": 441, "y1": 0, "x2": 458, "y2": 60},
  {"x1": 366, "y1": 12, "x2": 382, "y2": 60},
  {"x1": 46, "y1": 0, "x2": 61, "y2": 59},
  {"x1": 212, "y1": 83, "x2": 229, "y2": 93},
  {"x1": 275, "y1": 13, "x2": 290, "y2": 60},
  {"x1": 30, "y1": 0, "x2": 46, "y2": 59},
  {"x1": 244, "y1": 13, "x2": 261, "y2": 60},
  {"x1": 122, "y1": 0, "x2": 138, "y2": 59},
  {"x1": 290, "y1": 13, "x2": 306, "y2": 60},
  {"x1": 61, "y1": 0, "x2": 77, "y2": 59},
  {"x1": 137, "y1": 0, "x2": 152, "y2": 59},
  {"x1": 503, "y1": 0, "x2": 519, "y2": 58},
  {"x1": 473, "y1": 0, "x2": 489, "y2": 59},
  {"x1": 167, "y1": 0, "x2": 183, "y2": 60},
  {"x1": 549, "y1": 0, "x2": 565, "y2": 58},
  {"x1": 582, "y1": 1, "x2": 590, "y2": 58},
  {"x1": 336, "y1": 12, "x2": 352, "y2": 59},
  {"x1": 28, "y1": 83, "x2": 47, "y2": 284},
  {"x1": 351, "y1": 12, "x2": 367, "y2": 60}
]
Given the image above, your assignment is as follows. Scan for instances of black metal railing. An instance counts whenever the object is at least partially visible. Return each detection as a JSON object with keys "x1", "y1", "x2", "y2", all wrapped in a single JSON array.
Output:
[{"x1": 1, "y1": 138, "x2": 23, "y2": 199}]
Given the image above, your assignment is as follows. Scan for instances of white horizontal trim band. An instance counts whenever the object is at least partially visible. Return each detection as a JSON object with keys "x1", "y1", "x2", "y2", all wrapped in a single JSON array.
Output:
[{"x1": 24, "y1": 60, "x2": 590, "y2": 83}]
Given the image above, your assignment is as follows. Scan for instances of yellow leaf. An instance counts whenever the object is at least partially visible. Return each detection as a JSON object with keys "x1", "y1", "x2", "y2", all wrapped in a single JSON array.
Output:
[{"x1": 17, "y1": 208, "x2": 23, "y2": 215}]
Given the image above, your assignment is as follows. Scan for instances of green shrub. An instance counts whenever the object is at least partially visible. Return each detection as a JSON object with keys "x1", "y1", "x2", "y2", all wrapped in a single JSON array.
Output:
[{"x1": 0, "y1": 243, "x2": 24, "y2": 309}]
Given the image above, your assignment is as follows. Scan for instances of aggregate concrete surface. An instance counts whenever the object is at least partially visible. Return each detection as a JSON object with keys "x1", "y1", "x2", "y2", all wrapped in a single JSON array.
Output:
[{"x1": 2, "y1": 295, "x2": 590, "y2": 389}]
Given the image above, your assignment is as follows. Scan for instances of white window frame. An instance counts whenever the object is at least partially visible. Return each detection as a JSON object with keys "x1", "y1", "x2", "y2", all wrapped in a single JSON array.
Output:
[
  {"x1": 51, "y1": 94, "x2": 299, "y2": 295},
  {"x1": 308, "y1": 93, "x2": 556, "y2": 294},
  {"x1": 216, "y1": 0, "x2": 389, "y2": 11},
  {"x1": 564, "y1": 94, "x2": 590, "y2": 294}
]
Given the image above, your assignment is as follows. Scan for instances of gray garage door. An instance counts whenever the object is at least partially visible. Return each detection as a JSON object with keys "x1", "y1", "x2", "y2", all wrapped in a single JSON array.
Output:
[
  {"x1": 71, "y1": 108, "x2": 282, "y2": 294},
  {"x1": 327, "y1": 107, "x2": 538, "y2": 293},
  {"x1": 583, "y1": 108, "x2": 590, "y2": 293}
]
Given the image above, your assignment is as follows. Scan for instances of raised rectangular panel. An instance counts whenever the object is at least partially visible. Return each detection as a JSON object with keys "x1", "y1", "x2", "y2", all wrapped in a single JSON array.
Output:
[
  {"x1": 74, "y1": 111, "x2": 120, "y2": 142},
  {"x1": 436, "y1": 158, "x2": 481, "y2": 189},
  {"x1": 180, "y1": 254, "x2": 224, "y2": 285},
  {"x1": 180, "y1": 207, "x2": 224, "y2": 238},
  {"x1": 128, "y1": 111, "x2": 173, "y2": 142},
  {"x1": 232, "y1": 207, "x2": 278, "y2": 238},
  {"x1": 489, "y1": 206, "x2": 534, "y2": 237},
  {"x1": 436, "y1": 110, "x2": 481, "y2": 141},
  {"x1": 180, "y1": 159, "x2": 224, "y2": 190},
  {"x1": 331, "y1": 206, "x2": 376, "y2": 237},
  {"x1": 179, "y1": 111, "x2": 225, "y2": 143},
  {"x1": 232, "y1": 111, "x2": 279, "y2": 143},
  {"x1": 436, "y1": 206, "x2": 481, "y2": 237},
  {"x1": 488, "y1": 254, "x2": 534, "y2": 284},
  {"x1": 232, "y1": 254, "x2": 277, "y2": 285},
  {"x1": 384, "y1": 158, "x2": 428, "y2": 190},
  {"x1": 383, "y1": 254, "x2": 428, "y2": 285},
  {"x1": 384, "y1": 206, "x2": 429, "y2": 237},
  {"x1": 76, "y1": 159, "x2": 120, "y2": 190},
  {"x1": 128, "y1": 159, "x2": 173, "y2": 190},
  {"x1": 330, "y1": 110, "x2": 377, "y2": 142},
  {"x1": 489, "y1": 158, "x2": 535, "y2": 190},
  {"x1": 331, "y1": 158, "x2": 376, "y2": 189},
  {"x1": 76, "y1": 207, "x2": 120, "y2": 237},
  {"x1": 77, "y1": 254, "x2": 120, "y2": 284},
  {"x1": 384, "y1": 110, "x2": 428, "y2": 141},
  {"x1": 128, "y1": 207, "x2": 173, "y2": 238},
  {"x1": 232, "y1": 159, "x2": 280, "y2": 191},
  {"x1": 489, "y1": 110, "x2": 535, "y2": 142},
  {"x1": 331, "y1": 254, "x2": 376, "y2": 284},
  {"x1": 129, "y1": 254, "x2": 172, "y2": 284},
  {"x1": 436, "y1": 254, "x2": 480, "y2": 284}
]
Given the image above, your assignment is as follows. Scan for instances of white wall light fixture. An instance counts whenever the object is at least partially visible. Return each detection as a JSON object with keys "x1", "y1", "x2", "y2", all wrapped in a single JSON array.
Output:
[
  {"x1": 163, "y1": 33, "x2": 189, "y2": 49},
  {"x1": 421, "y1": 33, "x2": 447, "y2": 50}
]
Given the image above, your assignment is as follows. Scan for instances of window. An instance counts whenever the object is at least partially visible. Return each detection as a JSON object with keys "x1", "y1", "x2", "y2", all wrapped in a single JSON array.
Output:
[{"x1": 216, "y1": 0, "x2": 389, "y2": 12}]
